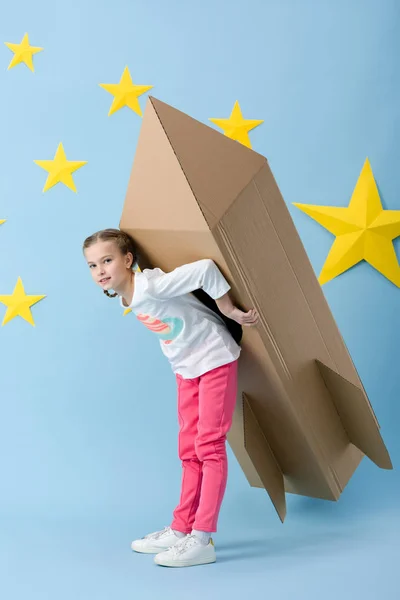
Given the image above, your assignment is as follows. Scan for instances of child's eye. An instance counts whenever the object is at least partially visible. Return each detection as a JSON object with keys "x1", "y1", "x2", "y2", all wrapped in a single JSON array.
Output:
[
  {"x1": 104, "y1": 258, "x2": 112, "y2": 264},
  {"x1": 89, "y1": 264, "x2": 95, "y2": 269}
]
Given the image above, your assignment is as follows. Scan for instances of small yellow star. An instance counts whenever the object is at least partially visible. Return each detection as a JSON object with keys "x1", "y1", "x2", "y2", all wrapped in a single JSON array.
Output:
[
  {"x1": 0, "y1": 277, "x2": 46, "y2": 326},
  {"x1": 99, "y1": 66, "x2": 153, "y2": 117},
  {"x1": 209, "y1": 101, "x2": 264, "y2": 148},
  {"x1": 34, "y1": 143, "x2": 87, "y2": 193},
  {"x1": 0, "y1": 219, "x2": 5, "y2": 226},
  {"x1": 4, "y1": 33, "x2": 43, "y2": 72},
  {"x1": 293, "y1": 158, "x2": 400, "y2": 287}
]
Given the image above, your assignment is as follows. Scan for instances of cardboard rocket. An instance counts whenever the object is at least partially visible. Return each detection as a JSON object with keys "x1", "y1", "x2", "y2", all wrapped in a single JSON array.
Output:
[{"x1": 120, "y1": 96, "x2": 392, "y2": 522}]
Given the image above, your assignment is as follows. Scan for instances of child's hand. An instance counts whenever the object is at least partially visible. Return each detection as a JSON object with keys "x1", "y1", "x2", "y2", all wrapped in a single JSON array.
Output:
[
  {"x1": 215, "y1": 293, "x2": 259, "y2": 326},
  {"x1": 230, "y1": 307, "x2": 259, "y2": 326}
]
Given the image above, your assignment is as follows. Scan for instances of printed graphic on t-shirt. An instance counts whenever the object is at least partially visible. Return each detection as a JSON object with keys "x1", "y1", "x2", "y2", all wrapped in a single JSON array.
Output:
[{"x1": 136, "y1": 313, "x2": 184, "y2": 344}]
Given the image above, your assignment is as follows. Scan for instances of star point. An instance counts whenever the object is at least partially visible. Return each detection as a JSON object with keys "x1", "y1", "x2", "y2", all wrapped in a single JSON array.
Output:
[
  {"x1": 99, "y1": 66, "x2": 153, "y2": 117},
  {"x1": 209, "y1": 100, "x2": 263, "y2": 148},
  {"x1": 0, "y1": 277, "x2": 46, "y2": 326},
  {"x1": 4, "y1": 33, "x2": 43, "y2": 72},
  {"x1": 294, "y1": 158, "x2": 400, "y2": 287},
  {"x1": 34, "y1": 143, "x2": 87, "y2": 193}
]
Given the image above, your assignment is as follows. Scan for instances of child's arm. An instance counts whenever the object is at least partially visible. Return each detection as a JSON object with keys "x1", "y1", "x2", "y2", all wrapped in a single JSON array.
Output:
[
  {"x1": 147, "y1": 258, "x2": 258, "y2": 327},
  {"x1": 215, "y1": 292, "x2": 259, "y2": 327},
  {"x1": 147, "y1": 258, "x2": 230, "y2": 299}
]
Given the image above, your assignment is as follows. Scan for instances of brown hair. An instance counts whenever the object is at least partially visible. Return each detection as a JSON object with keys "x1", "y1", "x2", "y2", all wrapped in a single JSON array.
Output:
[{"x1": 82, "y1": 228, "x2": 137, "y2": 298}]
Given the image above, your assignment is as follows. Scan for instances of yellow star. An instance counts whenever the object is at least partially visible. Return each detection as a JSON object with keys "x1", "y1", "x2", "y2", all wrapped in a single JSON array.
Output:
[
  {"x1": 209, "y1": 101, "x2": 264, "y2": 148},
  {"x1": 0, "y1": 277, "x2": 46, "y2": 326},
  {"x1": 4, "y1": 33, "x2": 43, "y2": 72},
  {"x1": 34, "y1": 143, "x2": 87, "y2": 193},
  {"x1": 293, "y1": 158, "x2": 400, "y2": 287},
  {"x1": 0, "y1": 219, "x2": 5, "y2": 226},
  {"x1": 99, "y1": 66, "x2": 153, "y2": 117}
]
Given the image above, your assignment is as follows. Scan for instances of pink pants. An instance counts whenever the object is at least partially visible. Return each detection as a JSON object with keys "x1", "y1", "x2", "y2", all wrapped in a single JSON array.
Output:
[{"x1": 170, "y1": 359, "x2": 238, "y2": 534}]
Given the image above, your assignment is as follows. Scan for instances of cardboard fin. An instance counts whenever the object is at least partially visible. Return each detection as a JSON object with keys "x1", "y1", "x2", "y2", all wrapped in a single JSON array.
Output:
[
  {"x1": 316, "y1": 360, "x2": 393, "y2": 470},
  {"x1": 243, "y1": 393, "x2": 287, "y2": 522}
]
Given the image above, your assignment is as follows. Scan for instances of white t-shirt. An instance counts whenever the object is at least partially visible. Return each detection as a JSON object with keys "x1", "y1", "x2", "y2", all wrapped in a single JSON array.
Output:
[{"x1": 119, "y1": 258, "x2": 241, "y2": 378}]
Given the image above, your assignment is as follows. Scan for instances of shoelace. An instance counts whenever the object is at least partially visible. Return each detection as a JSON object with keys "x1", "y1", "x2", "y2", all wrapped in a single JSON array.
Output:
[
  {"x1": 169, "y1": 534, "x2": 199, "y2": 556},
  {"x1": 144, "y1": 526, "x2": 170, "y2": 540}
]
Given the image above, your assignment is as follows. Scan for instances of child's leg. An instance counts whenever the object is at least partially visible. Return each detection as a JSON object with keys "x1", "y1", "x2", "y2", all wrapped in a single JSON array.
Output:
[
  {"x1": 192, "y1": 359, "x2": 238, "y2": 533},
  {"x1": 170, "y1": 374, "x2": 202, "y2": 535}
]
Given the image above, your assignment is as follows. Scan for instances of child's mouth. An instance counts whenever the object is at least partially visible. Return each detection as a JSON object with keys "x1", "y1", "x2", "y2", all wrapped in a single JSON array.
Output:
[{"x1": 99, "y1": 277, "x2": 111, "y2": 284}]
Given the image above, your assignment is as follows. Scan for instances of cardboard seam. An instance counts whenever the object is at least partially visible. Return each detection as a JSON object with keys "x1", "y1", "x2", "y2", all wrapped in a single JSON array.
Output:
[
  {"x1": 150, "y1": 98, "x2": 219, "y2": 225},
  {"x1": 316, "y1": 360, "x2": 357, "y2": 450},
  {"x1": 252, "y1": 175, "x2": 340, "y2": 374},
  {"x1": 215, "y1": 162, "x2": 267, "y2": 225},
  {"x1": 216, "y1": 221, "x2": 291, "y2": 380},
  {"x1": 315, "y1": 365, "x2": 355, "y2": 492},
  {"x1": 151, "y1": 97, "x2": 268, "y2": 229}
]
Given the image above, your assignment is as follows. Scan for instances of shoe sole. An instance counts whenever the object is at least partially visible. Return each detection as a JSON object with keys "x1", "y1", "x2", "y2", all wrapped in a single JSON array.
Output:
[
  {"x1": 131, "y1": 545, "x2": 170, "y2": 554},
  {"x1": 154, "y1": 555, "x2": 216, "y2": 567},
  {"x1": 131, "y1": 542, "x2": 181, "y2": 554}
]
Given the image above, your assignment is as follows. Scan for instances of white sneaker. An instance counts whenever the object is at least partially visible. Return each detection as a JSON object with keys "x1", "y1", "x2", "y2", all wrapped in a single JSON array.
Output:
[
  {"x1": 154, "y1": 534, "x2": 216, "y2": 567},
  {"x1": 131, "y1": 526, "x2": 185, "y2": 554}
]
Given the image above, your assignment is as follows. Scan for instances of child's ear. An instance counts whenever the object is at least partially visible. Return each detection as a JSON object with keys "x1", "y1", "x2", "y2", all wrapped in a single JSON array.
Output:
[{"x1": 126, "y1": 252, "x2": 134, "y2": 269}]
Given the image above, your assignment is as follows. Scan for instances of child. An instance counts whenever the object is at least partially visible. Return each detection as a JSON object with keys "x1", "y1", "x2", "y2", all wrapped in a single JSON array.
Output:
[{"x1": 83, "y1": 228, "x2": 259, "y2": 568}]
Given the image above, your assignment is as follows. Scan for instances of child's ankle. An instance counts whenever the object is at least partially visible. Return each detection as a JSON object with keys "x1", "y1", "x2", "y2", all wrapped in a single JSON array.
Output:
[
  {"x1": 191, "y1": 529, "x2": 211, "y2": 545},
  {"x1": 172, "y1": 528, "x2": 186, "y2": 538}
]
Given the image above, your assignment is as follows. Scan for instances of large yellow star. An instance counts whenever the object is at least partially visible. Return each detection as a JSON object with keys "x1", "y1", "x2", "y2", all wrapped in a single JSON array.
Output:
[
  {"x1": 34, "y1": 143, "x2": 87, "y2": 193},
  {"x1": 209, "y1": 101, "x2": 264, "y2": 149},
  {"x1": 293, "y1": 158, "x2": 400, "y2": 287},
  {"x1": 4, "y1": 33, "x2": 43, "y2": 72},
  {"x1": 99, "y1": 67, "x2": 153, "y2": 117},
  {"x1": 0, "y1": 277, "x2": 46, "y2": 326}
]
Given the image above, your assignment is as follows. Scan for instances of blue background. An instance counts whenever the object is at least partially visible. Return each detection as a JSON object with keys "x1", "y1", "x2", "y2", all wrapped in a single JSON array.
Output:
[{"x1": 0, "y1": 0, "x2": 398, "y2": 598}]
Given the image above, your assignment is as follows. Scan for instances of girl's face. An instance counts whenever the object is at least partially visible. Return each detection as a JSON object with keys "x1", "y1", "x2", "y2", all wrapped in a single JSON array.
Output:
[{"x1": 84, "y1": 240, "x2": 132, "y2": 293}]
